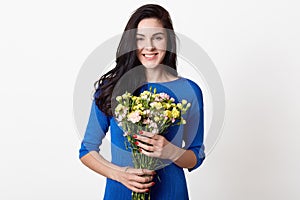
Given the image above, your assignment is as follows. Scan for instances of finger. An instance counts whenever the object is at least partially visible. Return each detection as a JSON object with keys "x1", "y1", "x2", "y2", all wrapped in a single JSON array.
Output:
[
  {"x1": 139, "y1": 148, "x2": 155, "y2": 157},
  {"x1": 126, "y1": 183, "x2": 150, "y2": 193},
  {"x1": 129, "y1": 180, "x2": 155, "y2": 190},
  {"x1": 131, "y1": 168, "x2": 156, "y2": 176},
  {"x1": 135, "y1": 135, "x2": 154, "y2": 145},
  {"x1": 139, "y1": 130, "x2": 156, "y2": 138},
  {"x1": 128, "y1": 174, "x2": 153, "y2": 183},
  {"x1": 130, "y1": 186, "x2": 150, "y2": 193},
  {"x1": 136, "y1": 141, "x2": 155, "y2": 152}
]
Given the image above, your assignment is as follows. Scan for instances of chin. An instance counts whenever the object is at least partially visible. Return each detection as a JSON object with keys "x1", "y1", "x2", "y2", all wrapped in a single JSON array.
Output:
[{"x1": 142, "y1": 62, "x2": 161, "y2": 69}]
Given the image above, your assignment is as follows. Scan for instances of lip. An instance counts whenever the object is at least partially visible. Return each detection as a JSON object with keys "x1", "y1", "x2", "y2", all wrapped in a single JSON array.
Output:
[{"x1": 142, "y1": 53, "x2": 158, "y2": 61}]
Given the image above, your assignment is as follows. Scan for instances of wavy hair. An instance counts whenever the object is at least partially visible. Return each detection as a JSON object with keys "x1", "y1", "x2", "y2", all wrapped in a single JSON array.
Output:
[{"x1": 94, "y1": 4, "x2": 177, "y2": 116}]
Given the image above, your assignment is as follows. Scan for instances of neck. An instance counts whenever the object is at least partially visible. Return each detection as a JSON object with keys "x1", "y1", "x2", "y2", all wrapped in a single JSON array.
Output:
[{"x1": 145, "y1": 65, "x2": 177, "y2": 83}]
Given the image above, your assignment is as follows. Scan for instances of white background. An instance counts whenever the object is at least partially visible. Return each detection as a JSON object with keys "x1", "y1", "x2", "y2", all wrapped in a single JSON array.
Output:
[{"x1": 1, "y1": 0, "x2": 300, "y2": 199}]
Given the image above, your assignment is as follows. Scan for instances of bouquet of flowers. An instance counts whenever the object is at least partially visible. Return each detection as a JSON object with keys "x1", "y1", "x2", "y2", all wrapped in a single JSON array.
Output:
[{"x1": 114, "y1": 87, "x2": 191, "y2": 200}]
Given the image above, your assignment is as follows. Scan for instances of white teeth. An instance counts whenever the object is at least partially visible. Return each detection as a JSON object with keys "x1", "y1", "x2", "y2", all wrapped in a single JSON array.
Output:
[{"x1": 144, "y1": 54, "x2": 155, "y2": 58}]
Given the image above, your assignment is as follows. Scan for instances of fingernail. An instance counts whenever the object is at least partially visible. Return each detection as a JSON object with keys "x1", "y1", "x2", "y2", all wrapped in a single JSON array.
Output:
[
  {"x1": 133, "y1": 134, "x2": 137, "y2": 138},
  {"x1": 139, "y1": 148, "x2": 142, "y2": 152},
  {"x1": 139, "y1": 131, "x2": 143, "y2": 134},
  {"x1": 134, "y1": 141, "x2": 139, "y2": 145},
  {"x1": 152, "y1": 182, "x2": 155, "y2": 186},
  {"x1": 146, "y1": 189, "x2": 149, "y2": 192}
]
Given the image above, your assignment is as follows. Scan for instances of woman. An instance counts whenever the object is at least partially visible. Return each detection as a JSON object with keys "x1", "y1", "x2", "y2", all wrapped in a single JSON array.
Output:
[{"x1": 79, "y1": 4, "x2": 205, "y2": 200}]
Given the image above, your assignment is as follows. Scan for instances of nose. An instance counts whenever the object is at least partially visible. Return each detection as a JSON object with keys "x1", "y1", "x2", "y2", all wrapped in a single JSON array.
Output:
[{"x1": 144, "y1": 39, "x2": 155, "y2": 51}]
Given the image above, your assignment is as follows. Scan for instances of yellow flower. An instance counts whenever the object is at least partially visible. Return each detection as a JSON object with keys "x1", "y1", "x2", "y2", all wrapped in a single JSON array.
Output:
[
  {"x1": 136, "y1": 97, "x2": 141, "y2": 103},
  {"x1": 156, "y1": 102, "x2": 162, "y2": 109},
  {"x1": 141, "y1": 91, "x2": 151, "y2": 96},
  {"x1": 164, "y1": 103, "x2": 171, "y2": 109},
  {"x1": 122, "y1": 92, "x2": 131, "y2": 99},
  {"x1": 115, "y1": 104, "x2": 123, "y2": 112},
  {"x1": 137, "y1": 103, "x2": 144, "y2": 110},
  {"x1": 164, "y1": 110, "x2": 172, "y2": 118},
  {"x1": 150, "y1": 102, "x2": 162, "y2": 109},
  {"x1": 182, "y1": 99, "x2": 187, "y2": 105},
  {"x1": 172, "y1": 107, "x2": 180, "y2": 118},
  {"x1": 177, "y1": 103, "x2": 182, "y2": 109}
]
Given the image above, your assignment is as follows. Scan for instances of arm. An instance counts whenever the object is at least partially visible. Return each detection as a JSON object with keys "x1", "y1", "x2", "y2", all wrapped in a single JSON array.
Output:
[
  {"x1": 79, "y1": 101, "x2": 155, "y2": 192},
  {"x1": 80, "y1": 151, "x2": 123, "y2": 180},
  {"x1": 169, "y1": 147, "x2": 197, "y2": 169},
  {"x1": 80, "y1": 151, "x2": 155, "y2": 193}
]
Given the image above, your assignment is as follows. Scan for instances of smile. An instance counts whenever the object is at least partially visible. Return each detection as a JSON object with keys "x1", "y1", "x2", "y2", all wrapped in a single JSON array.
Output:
[{"x1": 142, "y1": 53, "x2": 158, "y2": 60}]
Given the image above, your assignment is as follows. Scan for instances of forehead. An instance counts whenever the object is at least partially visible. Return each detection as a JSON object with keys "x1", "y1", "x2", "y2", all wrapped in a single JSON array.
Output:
[{"x1": 137, "y1": 18, "x2": 166, "y2": 35}]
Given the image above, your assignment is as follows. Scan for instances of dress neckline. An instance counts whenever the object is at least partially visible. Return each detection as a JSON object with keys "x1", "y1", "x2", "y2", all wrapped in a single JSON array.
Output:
[{"x1": 146, "y1": 77, "x2": 184, "y2": 84}]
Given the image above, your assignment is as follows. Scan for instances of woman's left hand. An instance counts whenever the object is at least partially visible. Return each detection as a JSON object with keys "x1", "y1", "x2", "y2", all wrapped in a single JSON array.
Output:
[{"x1": 133, "y1": 131, "x2": 182, "y2": 161}]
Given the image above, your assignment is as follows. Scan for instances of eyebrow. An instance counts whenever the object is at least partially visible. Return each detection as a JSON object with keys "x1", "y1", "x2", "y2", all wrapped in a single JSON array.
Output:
[{"x1": 136, "y1": 32, "x2": 165, "y2": 37}]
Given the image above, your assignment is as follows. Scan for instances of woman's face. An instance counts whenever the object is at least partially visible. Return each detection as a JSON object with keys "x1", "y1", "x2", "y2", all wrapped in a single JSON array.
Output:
[{"x1": 136, "y1": 18, "x2": 167, "y2": 69}]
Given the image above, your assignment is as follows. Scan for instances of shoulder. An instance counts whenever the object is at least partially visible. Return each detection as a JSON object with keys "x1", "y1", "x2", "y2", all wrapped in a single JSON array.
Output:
[{"x1": 181, "y1": 77, "x2": 203, "y2": 97}]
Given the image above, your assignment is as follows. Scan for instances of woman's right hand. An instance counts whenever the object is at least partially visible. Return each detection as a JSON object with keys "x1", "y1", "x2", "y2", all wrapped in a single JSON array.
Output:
[{"x1": 116, "y1": 166, "x2": 156, "y2": 193}]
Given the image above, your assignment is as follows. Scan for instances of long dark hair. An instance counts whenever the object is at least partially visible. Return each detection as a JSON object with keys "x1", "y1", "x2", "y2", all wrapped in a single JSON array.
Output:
[{"x1": 94, "y1": 4, "x2": 177, "y2": 116}]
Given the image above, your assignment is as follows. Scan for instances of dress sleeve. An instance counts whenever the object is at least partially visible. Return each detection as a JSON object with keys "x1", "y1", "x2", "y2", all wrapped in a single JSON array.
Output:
[
  {"x1": 79, "y1": 100, "x2": 110, "y2": 159},
  {"x1": 183, "y1": 80, "x2": 205, "y2": 172}
]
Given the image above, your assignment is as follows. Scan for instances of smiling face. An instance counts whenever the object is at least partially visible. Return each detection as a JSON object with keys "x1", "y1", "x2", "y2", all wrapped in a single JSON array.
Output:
[{"x1": 136, "y1": 18, "x2": 167, "y2": 69}]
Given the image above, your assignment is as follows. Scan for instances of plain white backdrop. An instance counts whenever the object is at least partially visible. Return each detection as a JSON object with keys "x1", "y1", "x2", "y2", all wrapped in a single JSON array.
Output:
[{"x1": 1, "y1": 0, "x2": 299, "y2": 199}]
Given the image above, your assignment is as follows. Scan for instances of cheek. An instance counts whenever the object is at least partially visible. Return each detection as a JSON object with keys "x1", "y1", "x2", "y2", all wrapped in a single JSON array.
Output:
[
  {"x1": 136, "y1": 42, "x2": 144, "y2": 50},
  {"x1": 136, "y1": 50, "x2": 143, "y2": 61},
  {"x1": 154, "y1": 41, "x2": 167, "y2": 51},
  {"x1": 159, "y1": 51, "x2": 166, "y2": 61}
]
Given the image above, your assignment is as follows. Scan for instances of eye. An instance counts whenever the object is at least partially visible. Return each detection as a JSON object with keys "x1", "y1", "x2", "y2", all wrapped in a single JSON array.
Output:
[
  {"x1": 153, "y1": 36, "x2": 163, "y2": 41},
  {"x1": 136, "y1": 37, "x2": 144, "y2": 41}
]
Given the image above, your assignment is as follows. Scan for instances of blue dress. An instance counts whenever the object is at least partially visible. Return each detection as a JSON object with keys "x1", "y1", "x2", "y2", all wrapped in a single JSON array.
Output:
[{"x1": 79, "y1": 77, "x2": 205, "y2": 200}]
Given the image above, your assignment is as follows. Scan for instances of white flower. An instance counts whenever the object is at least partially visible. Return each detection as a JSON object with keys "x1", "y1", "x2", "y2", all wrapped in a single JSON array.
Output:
[
  {"x1": 150, "y1": 102, "x2": 162, "y2": 109},
  {"x1": 143, "y1": 109, "x2": 150, "y2": 115},
  {"x1": 127, "y1": 111, "x2": 141, "y2": 123},
  {"x1": 115, "y1": 104, "x2": 123, "y2": 112},
  {"x1": 122, "y1": 92, "x2": 131, "y2": 99},
  {"x1": 159, "y1": 93, "x2": 170, "y2": 100},
  {"x1": 117, "y1": 115, "x2": 123, "y2": 122},
  {"x1": 116, "y1": 96, "x2": 122, "y2": 102},
  {"x1": 154, "y1": 116, "x2": 160, "y2": 122},
  {"x1": 149, "y1": 122, "x2": 158, "y2": 129},
  {"x1": 143, "y1": 118, "x2": 151, "y2": 124},
  {"x1": 141, "y1": 94, "x2": 148, "y2": 100},
  {"x1": 151, "y1": 128, "x2": 159, "y2": 134}
]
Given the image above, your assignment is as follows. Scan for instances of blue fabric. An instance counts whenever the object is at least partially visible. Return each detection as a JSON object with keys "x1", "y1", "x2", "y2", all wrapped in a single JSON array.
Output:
[{"x1": 79, "y1": 77, "x2": 205, "y2": 200}]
